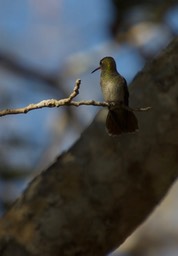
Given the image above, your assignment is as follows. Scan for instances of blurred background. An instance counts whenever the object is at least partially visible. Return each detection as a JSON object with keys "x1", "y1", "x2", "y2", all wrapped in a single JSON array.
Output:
[{"x1": 0, "y1": 0, "x2": 178, "y2": 255}]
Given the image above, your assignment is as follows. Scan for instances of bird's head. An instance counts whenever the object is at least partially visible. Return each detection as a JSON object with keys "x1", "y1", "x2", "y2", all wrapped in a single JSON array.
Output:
[{"x1": 91, "y1": 56, "x2": 117, "y2": 73}]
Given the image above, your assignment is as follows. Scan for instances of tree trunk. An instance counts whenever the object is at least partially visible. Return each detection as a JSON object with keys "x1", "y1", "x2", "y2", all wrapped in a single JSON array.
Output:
[{"x1": 0, "y1": 37, "x2": 178, "y2": 256}]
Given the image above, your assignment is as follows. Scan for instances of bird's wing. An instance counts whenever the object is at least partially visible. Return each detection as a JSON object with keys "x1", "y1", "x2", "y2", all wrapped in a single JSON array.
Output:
[{"x1": 123, "y1": 77, "x2": 129, "y2": 106}]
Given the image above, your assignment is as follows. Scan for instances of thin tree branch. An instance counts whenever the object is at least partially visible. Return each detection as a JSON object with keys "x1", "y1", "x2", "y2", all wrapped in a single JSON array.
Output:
[
  {"x1": 0, "y1": 79, "x2": 151, "y2": 117},
  {"x1": 122, "y1": 105, "x2": 152, "y2": 112}
]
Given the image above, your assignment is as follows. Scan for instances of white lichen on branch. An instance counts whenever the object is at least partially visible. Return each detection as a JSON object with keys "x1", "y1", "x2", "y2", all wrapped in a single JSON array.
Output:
[{"x1": 0, "y1": 79, "x2": 151, "y2": 117}]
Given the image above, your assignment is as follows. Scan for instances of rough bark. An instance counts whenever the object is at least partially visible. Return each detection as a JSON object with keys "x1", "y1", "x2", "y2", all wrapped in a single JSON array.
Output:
[{"x1": 0, "y1": 37, "x2": 178, "y2": 256}]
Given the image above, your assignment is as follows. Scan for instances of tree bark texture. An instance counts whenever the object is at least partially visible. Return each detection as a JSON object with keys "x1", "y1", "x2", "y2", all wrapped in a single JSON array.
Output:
[{"x1": 0, "y1": 38, "x2": 178, "y2": 256}]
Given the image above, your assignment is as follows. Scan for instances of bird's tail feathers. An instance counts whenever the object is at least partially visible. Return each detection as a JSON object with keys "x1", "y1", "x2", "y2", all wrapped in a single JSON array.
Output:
[{"x1": 106, "y1": 108, "x2": 138, "y2": 136}]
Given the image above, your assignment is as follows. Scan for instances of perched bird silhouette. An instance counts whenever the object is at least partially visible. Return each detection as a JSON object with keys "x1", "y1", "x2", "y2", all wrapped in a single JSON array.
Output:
[{"x1": 92, "y1": 56, "x2": 138, "y2": 136}]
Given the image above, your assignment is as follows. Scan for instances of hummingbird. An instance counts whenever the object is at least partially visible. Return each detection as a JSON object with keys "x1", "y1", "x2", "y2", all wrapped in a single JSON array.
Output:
[{"x1": 92, "y1": 56, "x2": 138, "y2": 136}]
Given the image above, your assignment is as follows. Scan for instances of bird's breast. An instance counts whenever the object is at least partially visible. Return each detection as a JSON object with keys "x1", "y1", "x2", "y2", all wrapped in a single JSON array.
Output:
[{"x1": 100, "y1": 76, "x2": 125, "y2": 103}]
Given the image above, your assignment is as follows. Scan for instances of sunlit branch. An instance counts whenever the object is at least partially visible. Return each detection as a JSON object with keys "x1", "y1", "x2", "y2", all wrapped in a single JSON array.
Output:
[{"x1": 0, "y1": 79, "x2": 151, "y2": 117}]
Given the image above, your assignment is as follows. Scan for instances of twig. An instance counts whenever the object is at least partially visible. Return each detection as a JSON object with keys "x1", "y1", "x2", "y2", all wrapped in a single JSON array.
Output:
[
  {"x1": 122, "y1": 105, "x2": 152, "y2": 112},
  {"x1": 0, "y1": 79, "x2": 151, "y2": 117}
]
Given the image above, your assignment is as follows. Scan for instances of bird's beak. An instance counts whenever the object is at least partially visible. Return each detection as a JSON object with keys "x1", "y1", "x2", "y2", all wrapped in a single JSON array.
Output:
[{"x1": 91, "y1": 67, "x2": 101, "y2": 74}]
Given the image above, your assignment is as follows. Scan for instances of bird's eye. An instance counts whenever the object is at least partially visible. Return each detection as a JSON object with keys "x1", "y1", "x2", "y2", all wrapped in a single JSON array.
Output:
[{"x1": 100, "y1": 60, "x2": 102, "y2": 66}]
